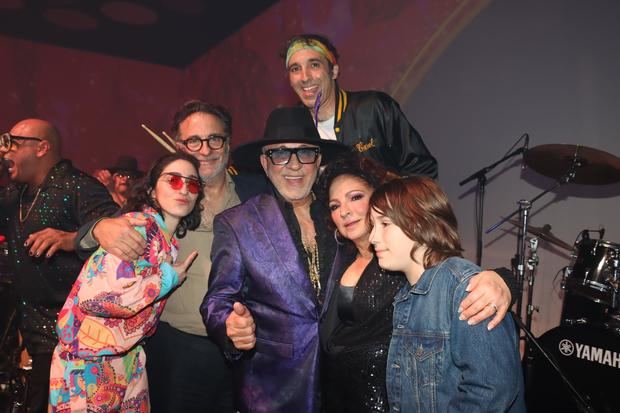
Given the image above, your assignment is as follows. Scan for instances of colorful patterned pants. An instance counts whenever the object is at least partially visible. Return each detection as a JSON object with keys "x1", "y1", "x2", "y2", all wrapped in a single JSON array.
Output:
[{"x1": 49, "y1": 345, "x2": 149, "y2": 412}]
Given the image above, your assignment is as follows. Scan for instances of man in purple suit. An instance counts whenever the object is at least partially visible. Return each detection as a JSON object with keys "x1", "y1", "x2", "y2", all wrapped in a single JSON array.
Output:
[
  {"x1": 201, "y1": 107, "x2": 512, "y2": 412},
  {"x1": 202, "y1": 107, "x2": 346, "y2": 412}
]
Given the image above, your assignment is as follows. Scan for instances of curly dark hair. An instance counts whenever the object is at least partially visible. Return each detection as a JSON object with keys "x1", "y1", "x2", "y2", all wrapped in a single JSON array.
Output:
[
  {"x1": 170, "y1": 100, "x2": 232, "y2": 140},
  {"x1": 281, "y1": 33, "x2": 340, "y2": 71},
  {"x1": 123, "y1": 153, "x2": 204, "y2": 238},
  {"x1": 317, "y1": 153, "x2": 399, "y2": 237}
]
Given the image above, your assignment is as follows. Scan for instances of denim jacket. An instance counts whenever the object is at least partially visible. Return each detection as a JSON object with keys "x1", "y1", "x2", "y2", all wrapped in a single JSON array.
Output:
[{"x1": 387, "y1": 257, "x2": 526, "y2": 412}]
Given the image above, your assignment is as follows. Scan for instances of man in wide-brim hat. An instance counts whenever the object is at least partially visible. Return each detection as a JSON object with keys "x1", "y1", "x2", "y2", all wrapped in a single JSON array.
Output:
[
  {"x1": 94, "y1": 155, "x2": 144, "y2": 206},
  {"x1": 232, "y1": 106, "x2": 347, "y2": 172},
  {"x1": 201, "y1": 106, "x2": 347, "y2": 413}
]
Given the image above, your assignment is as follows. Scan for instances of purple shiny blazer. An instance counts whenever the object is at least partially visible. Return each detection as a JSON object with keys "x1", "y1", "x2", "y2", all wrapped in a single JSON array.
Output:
[{"x1": 201, "y1": 193, "x2": 335, "y2": 413}]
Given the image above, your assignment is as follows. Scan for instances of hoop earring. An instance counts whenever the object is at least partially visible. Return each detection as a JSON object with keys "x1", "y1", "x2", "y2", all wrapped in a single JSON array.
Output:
[{"x1": 334, "y1": 228, "x2": 344, "y2": 246}]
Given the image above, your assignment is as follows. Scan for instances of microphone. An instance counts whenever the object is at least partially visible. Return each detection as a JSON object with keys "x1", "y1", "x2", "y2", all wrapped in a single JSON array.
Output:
[{"x1": 521, "y1": 133, "x2": 529, "y2": 170}]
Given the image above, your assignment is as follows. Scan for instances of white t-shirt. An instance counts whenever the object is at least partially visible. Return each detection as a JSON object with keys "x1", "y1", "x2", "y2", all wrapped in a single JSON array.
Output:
[{"x1": 317, "y1": 116, "x2": 337, "y2": 141}]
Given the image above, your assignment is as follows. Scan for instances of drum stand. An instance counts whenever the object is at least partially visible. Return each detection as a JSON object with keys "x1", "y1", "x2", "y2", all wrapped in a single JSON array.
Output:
[
  {"x1": 487, "y1": 158, "x2": 579, "y2": 321},
  {"x1": 486, "y1": 158, "x2": 597, "y2": 411}
]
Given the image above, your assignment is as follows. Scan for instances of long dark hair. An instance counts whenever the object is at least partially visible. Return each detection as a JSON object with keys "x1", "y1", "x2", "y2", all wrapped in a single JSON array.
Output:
[
  {"x1": 123, "y1": 153, "x2": 204, "y2": 238},
  {"x1": 317, "y1": 153, "x2": 399, "y2": 239}
]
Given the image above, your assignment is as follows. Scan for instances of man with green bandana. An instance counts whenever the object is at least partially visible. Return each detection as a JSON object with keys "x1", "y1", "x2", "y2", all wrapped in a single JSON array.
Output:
[{"x1": 283, "y1": 33, "x2": 438, "y2": 178}]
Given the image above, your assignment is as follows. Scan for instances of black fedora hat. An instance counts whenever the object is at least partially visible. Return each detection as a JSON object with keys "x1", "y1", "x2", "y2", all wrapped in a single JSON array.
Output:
[
  {"x1": 232, "y1": 107, "x2": 348, "y2": 171},
  {"x1": 108, "y1": 155, "x2": 144, "y2": 178}
]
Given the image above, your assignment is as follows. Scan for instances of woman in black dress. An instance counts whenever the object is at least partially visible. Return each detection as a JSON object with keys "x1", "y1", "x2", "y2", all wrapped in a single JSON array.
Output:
[{"x1": 318, "y1": 154, "x2": 512, "y2": 413}]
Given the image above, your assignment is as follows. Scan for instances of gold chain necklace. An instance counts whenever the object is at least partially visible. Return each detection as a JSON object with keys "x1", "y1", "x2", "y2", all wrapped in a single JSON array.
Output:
[
  {"x1": 303, "y1": 240, "x2": 321, "y2": 296},
  {"x1": 19, "y1": 186, "x2": 42, "y2": 223}
]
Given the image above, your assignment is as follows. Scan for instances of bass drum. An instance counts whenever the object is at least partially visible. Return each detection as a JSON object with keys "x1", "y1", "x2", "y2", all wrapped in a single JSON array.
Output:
[{"x1": 526, "y1": 324, "x2": 620, "y2": 413}]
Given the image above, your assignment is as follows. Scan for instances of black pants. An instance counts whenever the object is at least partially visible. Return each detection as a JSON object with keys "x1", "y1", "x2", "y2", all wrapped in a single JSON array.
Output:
[
  {"x1": 145, "y1": 322, "x2": 233, "y2": 413},
  {"x1": 27, "y1": 353, "x2": 52, "y2": 413}
]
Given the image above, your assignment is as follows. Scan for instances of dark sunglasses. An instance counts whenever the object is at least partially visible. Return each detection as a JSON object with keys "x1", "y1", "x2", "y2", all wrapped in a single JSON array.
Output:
[
  {"x1": 262, "y1": 147, "x2": 321, "y2": 165},
  {"x1": 160, "y1": 173, "x2": 202, "y2": 194}
]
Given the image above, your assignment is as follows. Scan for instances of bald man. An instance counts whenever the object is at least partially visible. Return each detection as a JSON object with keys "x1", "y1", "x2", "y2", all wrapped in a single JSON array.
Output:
[{"x1": 0, "y1": 119, "x2": 118, "y2": 412}]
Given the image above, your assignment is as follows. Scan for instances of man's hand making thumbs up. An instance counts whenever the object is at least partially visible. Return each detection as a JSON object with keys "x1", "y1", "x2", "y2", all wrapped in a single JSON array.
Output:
[{"x1": 225, "y1": 302, "x2": 256, "y2": 350}]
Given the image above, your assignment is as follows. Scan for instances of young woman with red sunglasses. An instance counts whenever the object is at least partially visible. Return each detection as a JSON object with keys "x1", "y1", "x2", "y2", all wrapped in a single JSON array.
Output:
[{"x1": 49, "y1": 153, "x2": 204, "y2": 412}]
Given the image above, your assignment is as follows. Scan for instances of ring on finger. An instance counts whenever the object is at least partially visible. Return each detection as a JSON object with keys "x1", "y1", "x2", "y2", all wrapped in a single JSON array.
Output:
[{"x1": 489, "y1": 303, "x2": 498, "y2": 312}]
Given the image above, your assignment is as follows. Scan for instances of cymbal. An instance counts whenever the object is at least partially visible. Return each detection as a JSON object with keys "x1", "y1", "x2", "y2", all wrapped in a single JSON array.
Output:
[
  {"x1": 507, "y1": 219, "x2": 573, "y2": 251},
  {"x1": 524, "y1": 144, "x2": 620, "y2": 185}
]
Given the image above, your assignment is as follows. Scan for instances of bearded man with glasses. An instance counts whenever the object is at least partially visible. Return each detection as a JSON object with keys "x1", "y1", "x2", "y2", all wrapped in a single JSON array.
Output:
[{"x1": 0, "y1": 120, "x2": 118, "y2": 412}]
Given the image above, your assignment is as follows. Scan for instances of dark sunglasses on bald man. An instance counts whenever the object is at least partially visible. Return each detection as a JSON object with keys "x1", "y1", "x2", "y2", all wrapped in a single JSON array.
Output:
[
  {"x1": 262, "y1": 147, "x2": 321, "y2": 165},
  {"x1": 160, "y1": 173, "x2": 202, "y2": 194},
  {"x1": 0, "y1": 132, "x2": 42, "y2": 152}
]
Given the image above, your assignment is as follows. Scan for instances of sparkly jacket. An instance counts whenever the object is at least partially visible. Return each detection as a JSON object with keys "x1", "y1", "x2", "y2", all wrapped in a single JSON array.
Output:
[
  {"x1": 330, "y1": 85, "x2": 438, "y2": 178},
  {"x1": 55, "y1": 209, "x2": 180, "y2": 359},
  {"x1": 0, "y1": 159, "x2": 118, "y2": 355}
]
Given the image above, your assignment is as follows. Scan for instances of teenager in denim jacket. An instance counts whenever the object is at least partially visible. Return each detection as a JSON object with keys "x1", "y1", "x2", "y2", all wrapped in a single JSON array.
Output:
[{"x1": 369, "y1": 177, "x2": 526, "y2": 413}]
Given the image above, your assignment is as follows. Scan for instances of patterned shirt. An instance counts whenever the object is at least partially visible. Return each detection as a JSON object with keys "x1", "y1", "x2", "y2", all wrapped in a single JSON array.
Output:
[{"x1": 56, "y1": 208, "x2": 180, "y2": 359}]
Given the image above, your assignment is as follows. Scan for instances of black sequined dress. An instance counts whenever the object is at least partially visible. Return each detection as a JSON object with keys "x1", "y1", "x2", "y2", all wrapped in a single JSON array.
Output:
[{"x1": 322, "y1": 245, "x2": 406, "y2": 413}]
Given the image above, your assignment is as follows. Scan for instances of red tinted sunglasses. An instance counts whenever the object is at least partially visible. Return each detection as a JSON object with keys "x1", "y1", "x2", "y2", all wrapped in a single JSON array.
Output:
[{"x1": 161, "y1": 173, "x2": 202, "y2": 194}]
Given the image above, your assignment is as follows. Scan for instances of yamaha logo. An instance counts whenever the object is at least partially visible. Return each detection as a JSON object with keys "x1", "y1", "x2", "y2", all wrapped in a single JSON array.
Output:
[
  {"x1": 558, "y1": 339, "x2": 574, "y2": 356},
  {"x1": 556, "y1": 338, "x2": 620, "y2": 369}
]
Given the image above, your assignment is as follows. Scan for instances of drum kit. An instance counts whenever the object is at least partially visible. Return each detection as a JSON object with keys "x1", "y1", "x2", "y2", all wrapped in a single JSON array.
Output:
[{"x1": 493, "y1": 144, "x2": 620, "y2": 413}]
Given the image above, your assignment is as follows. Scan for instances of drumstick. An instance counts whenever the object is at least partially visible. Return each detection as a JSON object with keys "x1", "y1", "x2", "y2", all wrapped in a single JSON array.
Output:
[
  {"x1": 140, "y1": 124, "x2": 176, "y2": 153},
  {"x1": 161, "y1": 131, "x2": 177, "y2": 147}
]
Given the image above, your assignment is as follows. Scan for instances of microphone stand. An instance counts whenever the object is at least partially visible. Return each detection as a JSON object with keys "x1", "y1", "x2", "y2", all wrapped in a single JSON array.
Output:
[
  {"x1": 486, "y1": 156, "x2": 579, "y2": 320},
  {"x1": 459, "y1": 146, "x2": 526, "y2": 265}
]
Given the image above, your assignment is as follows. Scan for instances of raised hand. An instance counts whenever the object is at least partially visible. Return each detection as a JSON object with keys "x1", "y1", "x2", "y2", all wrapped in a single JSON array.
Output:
[{"x1": 172, "y1": 251, "x2": 198, "y2": 283}]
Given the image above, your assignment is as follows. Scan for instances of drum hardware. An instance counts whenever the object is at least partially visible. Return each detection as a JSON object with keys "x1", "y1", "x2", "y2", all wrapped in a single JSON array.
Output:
[
  {"x1": 512, "y1": 314, "x2": 596, "y2": 413},
  {"x1": 507, "y1": 219, "x2": 573, "y2": 251},
  {"x1": 564, "y1": 232, "x2": 620, "y2": 309},
  {"x1": 488, "y1": 166, "x2": 575, "y2": 322},
  {"x1": 459, "y1": 133, "x2": 529, "y2": 265},
  {"x1": 488, "y1": 143, "x2": 620, "y2": 323},
  {"x1": 525, "y1": 238, "x2": 541, "y2": 330},
  {"x1": 523, "y1": 144, "x2": 620, "y2": 185},
  {"x1": 463, "y1": 143, "x2": 620, "y2": 411}
]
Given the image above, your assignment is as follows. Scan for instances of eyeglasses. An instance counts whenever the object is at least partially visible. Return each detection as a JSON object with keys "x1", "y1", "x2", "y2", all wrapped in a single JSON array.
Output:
[
  {"x1": 179, "y1": 135, "x2": 229, "y2": 152},
  {"x1": 262, "y1": 147, "x2": 321, "y2": 165},
  {"x1": 0, "y1": 133, "x2": 43, "y2": 152},
  {"x1": 160, "y1": 172, "x2": 202, "y2": 194},
  {"x1": 114, "y1": 173, "x2": 137, "y2": 180}
]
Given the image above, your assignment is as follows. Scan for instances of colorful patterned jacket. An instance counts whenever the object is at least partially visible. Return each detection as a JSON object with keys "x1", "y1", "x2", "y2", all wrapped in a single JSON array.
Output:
[{"x1": 56, "y1": 207, "x2": 180, "y2": 359}]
